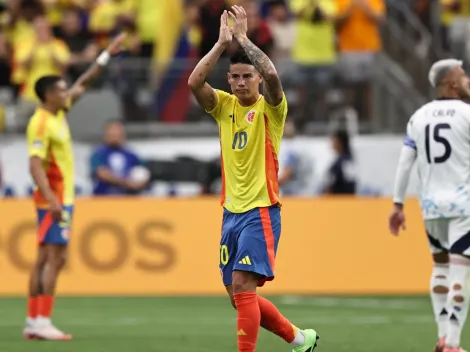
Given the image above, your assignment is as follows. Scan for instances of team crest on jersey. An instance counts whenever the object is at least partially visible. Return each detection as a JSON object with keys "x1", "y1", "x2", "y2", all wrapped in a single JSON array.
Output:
[{"x1": 245, "y1": 110, "x2": 256, "y2": 124}]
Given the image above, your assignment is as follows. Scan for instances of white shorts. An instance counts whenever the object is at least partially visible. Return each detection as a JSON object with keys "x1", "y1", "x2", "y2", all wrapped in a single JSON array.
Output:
[{"x1": 425, "y1": 217, "x2": 470, "y2": 255}]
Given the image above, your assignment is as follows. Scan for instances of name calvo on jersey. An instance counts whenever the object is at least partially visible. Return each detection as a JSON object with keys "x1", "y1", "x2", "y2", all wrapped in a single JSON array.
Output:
[{"x1": 432, "y1": 109, "x2": 455, "y2": 117}]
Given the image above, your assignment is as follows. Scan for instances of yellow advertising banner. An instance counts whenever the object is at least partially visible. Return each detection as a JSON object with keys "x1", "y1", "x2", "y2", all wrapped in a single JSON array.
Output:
[{"x1": 0, "y1": 198, "x2": 431, "y2": 296}]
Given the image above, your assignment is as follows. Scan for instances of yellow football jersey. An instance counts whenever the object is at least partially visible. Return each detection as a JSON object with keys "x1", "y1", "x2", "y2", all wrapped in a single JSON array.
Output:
[
  {"x1": 207, "y1": 90, "x2": 288, "y2": 213},
  {"x1": 26, "y1": 107, "x2": 75, "y2": 208}
]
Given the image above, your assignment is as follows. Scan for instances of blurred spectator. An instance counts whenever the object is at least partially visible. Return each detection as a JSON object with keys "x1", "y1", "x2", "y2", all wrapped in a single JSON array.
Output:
[
  {"x1": 43, "y1": 0, "x2": 71, "y2": 34},
  {"x1": 414, "y1": 0, "x2": 431, "y2": 31},
  {"x1": 4, "y1": 0, "x2": 43, "y2": 50},
  {"x1": 266, "y1": 0, "x2": 295, "y2": 62},
  {"x1": 0, "y1": 31, "x2": 9, "y2": 132},
  {"x1": 336, "y1": 0, "x2": 385, "y2": 120},
  {"x1": 89, "y1": 0, "x2": 143, "y2": 120},
  {"x1": 88, "y1": 0, "x2": 135, "y2": 49},
  {"x1": 135, "y1": 0, "x2": 162, "y2": 58},
  {"x1": 290, "y1": 0, "x2": 337, "y2": 128},
  {"x1": 41, "y1": 0, "x2": 92, "y2": 33},
  {"x1": 90, "y1": 120, "x2": 149, "y2": 196},
  {"x1": 197, "y1": 0, "x2": 230, "y2": 58},
  {"x1": 13, "y1": 16, "x2": 70, "y2": 130},
  {"x1": 229, "y1": 1, "x2": 274, "y2": 57},
  {"x1": 439, "y1": 0, "x2": 470, "y2": 60},
  {"x1": 58, "y1": 8, "x2": 98, "y2": 81},
  {"x1": 278, "y1": 120, "x2": 313, "y2": 195},
  {"x1": 324, "y1": 129, "x2": 356, "y2": 195},
  {"x1": 194, "y1": 0, "x2": 232, "y2": 92},
  {"x1": 0, "y1": 32, "x2": 11, "y2": 88}
]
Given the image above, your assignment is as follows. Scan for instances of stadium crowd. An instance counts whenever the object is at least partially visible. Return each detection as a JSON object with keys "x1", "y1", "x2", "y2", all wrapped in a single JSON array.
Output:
[
  {"x1": 2, "y1": 0, "x2": 462, "y2": 200},
  {"x1": 0, "y1": 0, "x2": 392, "y2": 130}
]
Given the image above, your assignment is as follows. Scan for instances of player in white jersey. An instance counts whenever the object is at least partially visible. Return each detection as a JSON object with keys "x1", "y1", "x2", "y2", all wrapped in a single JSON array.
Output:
[{"x1": 389, "y1": 59, "x2": 470, "y2": 352}]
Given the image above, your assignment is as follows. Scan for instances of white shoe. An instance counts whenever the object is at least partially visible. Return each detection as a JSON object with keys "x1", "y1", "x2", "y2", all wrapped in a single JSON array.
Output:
[
  {"x1": 23, "y1": 325, "x2": 37, "y2": 340},
  {"x1": 23, "y1": 318, "x2": 37, "y2": 340},
  {"x1": 34, "y1": 322, "x2": 72, "y2": 341}
]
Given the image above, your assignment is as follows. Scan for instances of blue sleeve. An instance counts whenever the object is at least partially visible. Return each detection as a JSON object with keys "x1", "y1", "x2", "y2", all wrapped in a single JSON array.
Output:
[
  {"x1": 90, "y1": 149, "x2": 107, "y2": 175},
  {"x1": 404, "y1": 134, "x2": 417, "y2": 150}
]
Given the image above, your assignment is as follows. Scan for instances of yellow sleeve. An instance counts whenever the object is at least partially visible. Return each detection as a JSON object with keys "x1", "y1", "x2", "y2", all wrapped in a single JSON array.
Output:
[
  {"x1": 206, "y1": 90, "x2": 234, "y2": 121},
  {"x1": 27, "y1": 115, "x2": 50, "y2": 160},
  {"x1": 52, "y1": 40, "x2": 71, "y2": 64},
  {"x1": 264, "y1": 94, "x2": 288, "y2": 130}
]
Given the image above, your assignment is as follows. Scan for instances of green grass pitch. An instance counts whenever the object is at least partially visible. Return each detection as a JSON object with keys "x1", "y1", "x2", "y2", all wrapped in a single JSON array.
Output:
[{"x1": 0, "y1": 296, "x2": 469, "y2": 352}]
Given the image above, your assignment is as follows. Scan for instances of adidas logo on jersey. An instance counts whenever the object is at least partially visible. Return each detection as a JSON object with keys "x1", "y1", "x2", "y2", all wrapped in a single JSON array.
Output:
[
  {"x1": 238, "y1": 256, "x2": 252, "y2": 265},
  {"x1": 237, "y1": 329, "x2": 247, "y2": 336}
]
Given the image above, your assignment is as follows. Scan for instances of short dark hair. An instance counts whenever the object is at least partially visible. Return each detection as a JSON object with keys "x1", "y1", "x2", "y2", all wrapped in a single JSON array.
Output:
[
  {"x1": 34, "y1": 75, "x2": 63, "y2": 102},
  {"x1": 230, "y1": 51, "x2": 254, "y2": 66}
]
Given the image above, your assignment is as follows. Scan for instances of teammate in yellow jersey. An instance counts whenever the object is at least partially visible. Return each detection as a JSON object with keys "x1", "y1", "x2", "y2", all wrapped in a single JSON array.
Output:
[
  {"x1": 23, "y1": 33, "x2": 126, "y2": 341},
  {"x1": 188, "y1": 5, "x2": 319, "y2": 352}
]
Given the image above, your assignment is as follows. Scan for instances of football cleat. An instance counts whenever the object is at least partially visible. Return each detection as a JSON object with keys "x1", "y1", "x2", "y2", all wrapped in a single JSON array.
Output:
[{"x1": 292, "y1": 329, "x2": 319, "y2": 352}]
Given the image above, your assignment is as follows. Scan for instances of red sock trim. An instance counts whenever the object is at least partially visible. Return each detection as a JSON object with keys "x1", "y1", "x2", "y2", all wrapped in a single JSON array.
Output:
[
  {"x1": 27, "y1": 297, "x2": 39, "y2": 319},
  {"x1": 38, "y1": 295, "x2": 55, "y2": 318},
  {"x1": 234, "y1": 292, "x2": 260, "y2": 352},
  {"x1": 258, "y1": 296, "x2": 296, "y2": 343}
]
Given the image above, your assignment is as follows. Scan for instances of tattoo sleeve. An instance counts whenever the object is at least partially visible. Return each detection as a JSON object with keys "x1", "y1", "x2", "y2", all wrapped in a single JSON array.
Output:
[
  {"x1": 188, "y1": 43, "x2": 226, "y2": 111},
  {"x1": 237, "y1": 36, "x2": 283, "y2": 106}
]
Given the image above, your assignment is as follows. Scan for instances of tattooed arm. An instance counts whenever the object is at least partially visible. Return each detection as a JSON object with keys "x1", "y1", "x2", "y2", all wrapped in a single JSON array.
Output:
[
  {"x1": 230, "y1": 5, "x2": 283, "y2": 106},
  {"x1": 188, "y1": 11, "x2": 232, "y2": 111},
  {"x1": 188, "y1": 43, "x2": 226, "y2": 111},
  {"x1": 236, "y1": 35, "x2": 283, "y2": 106}
]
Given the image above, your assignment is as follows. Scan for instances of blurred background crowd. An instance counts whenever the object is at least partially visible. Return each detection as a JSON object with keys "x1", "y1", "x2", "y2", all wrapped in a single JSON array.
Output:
[{"x1": 0, "y1": 0, "x2": 465, "y2": 199}]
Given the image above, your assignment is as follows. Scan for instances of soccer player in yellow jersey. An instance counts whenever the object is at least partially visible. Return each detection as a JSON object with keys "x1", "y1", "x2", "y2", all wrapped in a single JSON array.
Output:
[
  {"x1": 188, "y1": 6, "x2": 319, "y2": 352},
  {"x1": 23, "y1": 34, "x2": 126, "y2": 341}
]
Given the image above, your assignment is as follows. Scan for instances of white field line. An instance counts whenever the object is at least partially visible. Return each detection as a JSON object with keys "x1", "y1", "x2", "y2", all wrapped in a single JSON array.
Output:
[
  {"x1": 278, "y1": 296, "x2": 429, "y2": 310},
  {"x1": 0, "y1": 315, "x2": 434, "y2": 328}
]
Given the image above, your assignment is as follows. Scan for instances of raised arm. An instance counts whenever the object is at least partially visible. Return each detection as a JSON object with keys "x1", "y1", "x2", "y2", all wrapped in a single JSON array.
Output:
[
  {"x1": 67, "y1": 33, "x2": 126, "y2": 105},
  {"x1": 188, "y1": 11, "x2": 232, "y2": 111},
  {"x1": 229, "y1": 5, "x2": 283, "y2": 106}
]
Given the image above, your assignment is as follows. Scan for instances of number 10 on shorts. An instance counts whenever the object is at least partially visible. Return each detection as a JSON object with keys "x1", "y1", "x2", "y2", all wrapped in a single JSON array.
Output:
[{"x1": 220, "y1": 245, "x2": 229, "y2": 265}]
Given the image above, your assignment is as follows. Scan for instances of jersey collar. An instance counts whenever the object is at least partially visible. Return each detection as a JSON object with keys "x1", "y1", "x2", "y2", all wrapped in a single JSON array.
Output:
[{"x1": 37, "y1": 106, "x2": 60, "y2": 117}]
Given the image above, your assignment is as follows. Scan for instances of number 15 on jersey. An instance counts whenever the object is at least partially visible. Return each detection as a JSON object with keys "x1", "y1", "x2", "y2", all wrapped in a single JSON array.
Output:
[{"x1": 425, "y1": 123, "x2": 451, "y2": 164}]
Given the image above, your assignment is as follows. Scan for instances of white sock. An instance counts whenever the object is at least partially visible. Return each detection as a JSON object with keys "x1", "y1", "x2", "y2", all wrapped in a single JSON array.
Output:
[
  {"x1": 430, "y1": 264, "x2": 449, "y2": 339},
  {"x1": 26, "y1": 317, "x2": 36, "y2": 326},
  {"x1": 445, "y1": 255, "x2": 470, "y2": 348},
  {"x1": 290, "y1": 328, "x2": 305, "y2": 346},
  {"x1": 36, "y1": 316, "x2": 51, "y2": 327}
]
